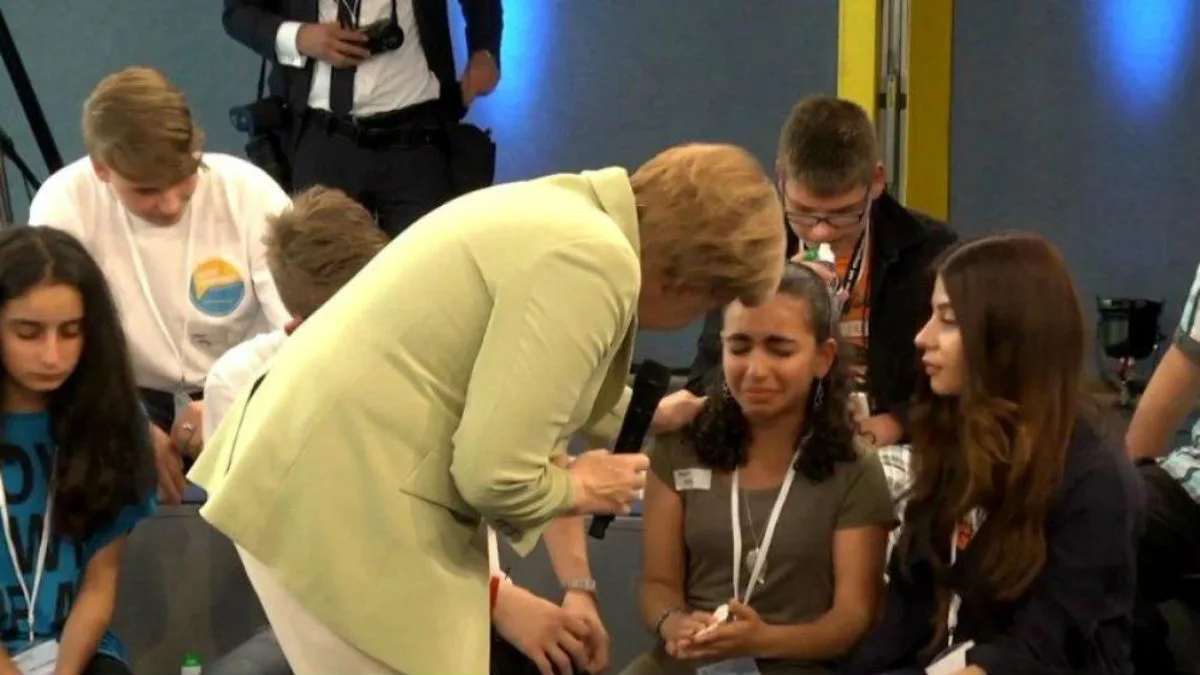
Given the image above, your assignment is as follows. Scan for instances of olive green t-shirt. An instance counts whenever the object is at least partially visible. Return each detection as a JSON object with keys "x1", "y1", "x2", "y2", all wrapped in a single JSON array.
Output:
[{"x1": 642, "y1": 434, "x2": 895, "y2": 675}]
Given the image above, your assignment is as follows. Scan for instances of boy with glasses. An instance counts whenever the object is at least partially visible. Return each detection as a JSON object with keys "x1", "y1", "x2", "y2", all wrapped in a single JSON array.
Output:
[{"x1": 656, "y1": 96, "x2": 956, "y2": 446}]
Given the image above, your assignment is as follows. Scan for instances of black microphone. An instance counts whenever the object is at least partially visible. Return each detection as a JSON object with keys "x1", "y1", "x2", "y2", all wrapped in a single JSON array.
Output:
[{"x1": 587, "y1": 359, "x2": 673, "y2": 540}]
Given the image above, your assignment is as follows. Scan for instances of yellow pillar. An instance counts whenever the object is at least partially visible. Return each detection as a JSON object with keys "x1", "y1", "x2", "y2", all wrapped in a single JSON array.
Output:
[
  {"x1": 902, "y1": 0, "x2": 954, "y2": 220},
  {"x1": 837, "y1": 0, "x2": 881, "y2": 123}
]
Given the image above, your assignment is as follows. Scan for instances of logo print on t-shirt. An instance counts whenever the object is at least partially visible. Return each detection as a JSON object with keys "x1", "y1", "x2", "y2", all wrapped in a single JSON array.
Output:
[{"x1": 189, "y1": 258, "x2": 246, "y2": 317}]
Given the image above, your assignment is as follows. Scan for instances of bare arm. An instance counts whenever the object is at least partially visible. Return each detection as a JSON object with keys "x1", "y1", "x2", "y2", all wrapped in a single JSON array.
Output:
[
  {"x1": 638, "y1": 471, "x2": 689, "y2": 628},
  {"x1": 1127, "y1": 344, "x2": 1200, "y2": 459},
  {"x1": 54, "y1": 538, "x2": 127, "y2": 675},
  {"x1": 543, "y1": 453, "x2": 591, "y2": 584},
  {"x1": 754, "y1": 525, "x2": 887, "y2": 661}
]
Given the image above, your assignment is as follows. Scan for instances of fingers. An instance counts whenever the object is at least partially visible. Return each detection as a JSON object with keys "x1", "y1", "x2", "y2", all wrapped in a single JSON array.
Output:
[
  {"x1": 331, "y1": 25, "x2": 368, "y2": 42},
  {"x1": 531, "y1": 653, "x2": 554, "y2": 675},
  {"x1": 583, "y1": 627, "x2": 611, "y2": 673},
  {"x1": 547, "y1": 643, "x2": 574, "y2": 675},
  {"x1": 333, "y1": 41, "x2": 371, "y2": 64}
]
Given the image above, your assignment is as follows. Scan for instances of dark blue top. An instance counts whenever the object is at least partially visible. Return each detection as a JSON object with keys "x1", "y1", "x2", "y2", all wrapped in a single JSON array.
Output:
[{"x1": 838, "y1": 421, "x2": 1145, "y2": 675}]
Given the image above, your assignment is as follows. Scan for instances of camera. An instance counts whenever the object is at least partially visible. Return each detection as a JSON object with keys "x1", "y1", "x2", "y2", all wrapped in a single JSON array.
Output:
[
  {"x1": 229, "y1": 97, "x2": 292, "y2": 191},
  {"x1": 361, "y1": 19, "x2": 404, "y2": 55},
  {"x1": 230, "y1": 96, "x2": 288, "y2": 136}
]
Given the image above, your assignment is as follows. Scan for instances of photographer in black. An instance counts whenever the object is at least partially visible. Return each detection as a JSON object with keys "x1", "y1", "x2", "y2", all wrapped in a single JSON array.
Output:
[{"x1": 223, "y1": 0, "x2": 502, "y2": 237}]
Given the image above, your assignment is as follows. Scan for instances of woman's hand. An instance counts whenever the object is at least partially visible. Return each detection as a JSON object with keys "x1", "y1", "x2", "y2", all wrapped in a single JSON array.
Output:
[
  {"x1": 675, "y1": 601, "x2": 767, "y2": 661},
  {"x1": 660, "y1": 610, "x2": 713, "y2": 658},
  {"x1": 566, "y1": 450, "x2": 648, "y2": 515},
  {"x1": 562, "y1": 590, "x2": 610, "y2": 673},
  {"x1": 494, "y1": 583, "x2": 590, "y2": 675}
]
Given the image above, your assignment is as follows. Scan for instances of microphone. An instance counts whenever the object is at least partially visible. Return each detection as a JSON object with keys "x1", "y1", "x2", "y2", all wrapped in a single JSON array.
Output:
[{"x1": 587, "y1": 359, "x2": 673, "y2": 540}]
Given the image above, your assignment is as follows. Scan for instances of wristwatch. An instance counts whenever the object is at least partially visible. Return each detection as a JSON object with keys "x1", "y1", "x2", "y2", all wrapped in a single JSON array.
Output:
[{"x1": 563, "y1": 578, "x2": 597, "y2": 595}]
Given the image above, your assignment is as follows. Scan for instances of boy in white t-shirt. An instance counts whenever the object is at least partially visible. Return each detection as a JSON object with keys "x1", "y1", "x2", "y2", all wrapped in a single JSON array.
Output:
[
  {"x1": 28, "y1": 66, "x2": 292, "y2": 503},
  {"x1": 203, "y1": 186, "x2": 612, "y2": 675}
]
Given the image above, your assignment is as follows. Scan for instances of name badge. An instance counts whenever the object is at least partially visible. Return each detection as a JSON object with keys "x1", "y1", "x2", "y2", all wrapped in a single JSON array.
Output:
[
  {"x1": 925, "y1": 640, "x2": 974, "y2": 675},
  {"x1": 13, "y1": 639, "x2": 59, "y2": 675},
  {"x1": 673, "y1": 468, "x2": 712, "y2": 491},
  {"x1": 840, "y1": 318, "x2": 867, "y2": 338}
]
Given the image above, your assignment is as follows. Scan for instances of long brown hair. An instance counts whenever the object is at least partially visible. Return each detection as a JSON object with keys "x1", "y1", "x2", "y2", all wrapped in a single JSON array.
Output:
[{"x1": 897, "y1": 232, "x2": 1087, "y2": 649}]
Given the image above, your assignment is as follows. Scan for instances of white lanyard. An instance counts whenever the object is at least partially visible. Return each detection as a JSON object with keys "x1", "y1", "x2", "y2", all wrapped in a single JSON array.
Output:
[
  {"x1": 0, "y1": 470, "x2": 54, "y2": 645},
  {"x1": 946, "y1": 508, "x2": 986, "y2": 646},
  {"x1": 119, "y1": 210, "x2": 196, "y2": 390},
  {"x1": 730, "y1": 450, "x2": 799, "y2": 606}
]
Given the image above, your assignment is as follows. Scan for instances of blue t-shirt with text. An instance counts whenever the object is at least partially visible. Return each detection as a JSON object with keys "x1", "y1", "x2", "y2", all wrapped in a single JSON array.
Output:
[{"x1": 0, "y1": 412, "x2": 155, "y2": 660}]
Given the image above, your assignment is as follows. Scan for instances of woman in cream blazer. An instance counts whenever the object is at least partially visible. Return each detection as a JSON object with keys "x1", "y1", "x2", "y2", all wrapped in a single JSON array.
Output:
[{"x1": 189, "y1": 143, "x2": 787, "y2": 675}]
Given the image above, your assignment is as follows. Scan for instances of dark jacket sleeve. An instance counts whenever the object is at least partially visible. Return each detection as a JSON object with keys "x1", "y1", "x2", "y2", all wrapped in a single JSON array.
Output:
[
  {"x1": 875, "y1": 225, "x2": 957, "y2": 424},
  {"x1": 684, "y1": 308, "x2": 723, "y2": 395},
  {"x1": 223, "y1": 0, "x2": 286, "y2": 60},
  {"x1": 836, "y1": 554, "x2": 935, "y2": 675},
  {"x1": 458, "y1": 0, "x2": 503, "y2": 67},
  {"x1": 967, "y1": 454, "x2": 1145, "y2": 675}
]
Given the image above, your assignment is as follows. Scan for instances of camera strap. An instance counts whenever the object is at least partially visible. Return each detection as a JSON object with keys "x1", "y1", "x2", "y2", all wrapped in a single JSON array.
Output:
[{"x1": 255, "y1": 58, "x2": 267, "y2": 102}]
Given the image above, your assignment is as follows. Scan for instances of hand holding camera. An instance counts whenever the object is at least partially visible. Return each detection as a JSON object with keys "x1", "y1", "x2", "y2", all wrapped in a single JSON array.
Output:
[
  {"x1": 297, "y1": 19, "x2": 405, "y2": 69},
  {"x1": 297, "y1": 22, "x2": 371, "y2": 68}
]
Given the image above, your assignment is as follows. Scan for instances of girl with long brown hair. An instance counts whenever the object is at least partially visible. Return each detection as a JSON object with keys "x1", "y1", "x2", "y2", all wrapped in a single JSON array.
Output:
[{"x1": 838, "y1": 233, "x2": 1144, "y2": 675}]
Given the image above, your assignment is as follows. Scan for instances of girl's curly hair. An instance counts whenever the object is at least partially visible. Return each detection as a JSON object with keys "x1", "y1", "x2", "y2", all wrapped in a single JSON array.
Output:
[{"x1": 686, "y1": 262, "x2": 861, "y2": 482}]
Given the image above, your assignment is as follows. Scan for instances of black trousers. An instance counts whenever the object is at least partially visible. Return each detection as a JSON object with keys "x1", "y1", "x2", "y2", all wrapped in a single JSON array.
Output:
[
  {"x1": 292, "y1": 110, "x2": 454, "y2": 239},
  {"x1": 1132, "y1": 462, "x2": 1200, "y2": 674}
]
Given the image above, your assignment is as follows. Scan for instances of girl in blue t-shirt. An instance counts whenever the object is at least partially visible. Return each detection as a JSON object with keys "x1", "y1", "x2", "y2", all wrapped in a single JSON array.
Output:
[{"x1": 0, "y1": 227, "x2": 155, "y2": 675}]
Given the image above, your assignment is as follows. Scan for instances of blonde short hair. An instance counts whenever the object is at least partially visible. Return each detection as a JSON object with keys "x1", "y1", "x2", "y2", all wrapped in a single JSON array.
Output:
[
  {"x1": 265, "y1": 186, "x2": 389, "y2": 318},
  {"x1": 631, "y1": 143, "x2": 785, "y2": 306},
  {"x1": 82, "y1": 66, "x2": 204, "y2": 187}
]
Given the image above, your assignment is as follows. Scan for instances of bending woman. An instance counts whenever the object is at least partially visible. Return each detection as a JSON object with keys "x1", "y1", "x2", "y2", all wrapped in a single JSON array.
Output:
[
  {"x1": 190, "y1": 143, "x2": 789, "y2": 675},
  {"x1": 838, "y1": 233, "x2": 1144, "y2": 675},
  {"x1": 0, "y1": 227, "x2": 156, "y2": 675},
  {"x1": 631, "y1": 263, "x2": 895, "y2": 675}
]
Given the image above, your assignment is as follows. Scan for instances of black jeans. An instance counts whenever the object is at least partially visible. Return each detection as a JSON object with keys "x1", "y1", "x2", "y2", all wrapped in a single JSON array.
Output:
[{"x1": 1132, "y1": 462, "x2": 1200, "y2": 674}]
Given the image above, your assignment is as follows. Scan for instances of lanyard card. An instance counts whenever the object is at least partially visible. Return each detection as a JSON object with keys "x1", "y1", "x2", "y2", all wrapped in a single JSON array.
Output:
[
  {"x1": 925, "y1": 639, "x2": 974, "y2": 675},
  {"x1": 13, "y1": 639, "x2": 58, "y2": 675}
]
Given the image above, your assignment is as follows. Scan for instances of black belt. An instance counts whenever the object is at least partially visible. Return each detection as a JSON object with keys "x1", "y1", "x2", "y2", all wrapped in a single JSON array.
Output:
[{"x1": 305, "y1": 104, "x2": 446, "y2": 149}]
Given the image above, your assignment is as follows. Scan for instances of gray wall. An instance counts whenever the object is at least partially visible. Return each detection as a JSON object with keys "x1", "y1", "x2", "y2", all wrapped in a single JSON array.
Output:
[
  {"x1": 0, "y1": 0, "x2": 838, "y2": 368},
  {"x1": 951, "y1": 1, "x2": 1200, "y2": 340}
]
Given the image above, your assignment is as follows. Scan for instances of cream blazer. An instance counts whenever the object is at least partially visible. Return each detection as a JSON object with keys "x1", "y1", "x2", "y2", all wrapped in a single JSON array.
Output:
[{"x1": 189, "y1": 168, "x2": 639, "y2": 674}]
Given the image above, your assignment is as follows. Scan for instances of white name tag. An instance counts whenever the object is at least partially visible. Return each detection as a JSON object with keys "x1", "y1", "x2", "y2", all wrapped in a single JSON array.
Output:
[
  {"x1": 13, "y1": 640, "x2": 58, "y2": 675},
  {"x1": 925, "y1": 640, "x2": 974, "y2": 675},
  {"x1": 673, "y1": 468, "x2": 712, "y2": 491}
]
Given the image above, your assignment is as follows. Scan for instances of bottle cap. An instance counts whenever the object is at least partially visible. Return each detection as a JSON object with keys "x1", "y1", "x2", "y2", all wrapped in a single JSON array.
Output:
[{"x1": 181, "y1": 653, "x2": 202, "y2": 675}]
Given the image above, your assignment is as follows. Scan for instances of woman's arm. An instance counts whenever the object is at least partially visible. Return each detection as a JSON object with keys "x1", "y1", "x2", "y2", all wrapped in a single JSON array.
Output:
[
  {"x1": 755, "y1": 525, "x2": 887, "y2": 660},
  {"x1": 54, "y1": 537, "x2": 128, "y2": 675},
  {"x1": 638, "y1": 471, "x2": 698, "y2": 635},
  {"x1": 450, "y1": 239, "x2": 639, "y2": 543}
]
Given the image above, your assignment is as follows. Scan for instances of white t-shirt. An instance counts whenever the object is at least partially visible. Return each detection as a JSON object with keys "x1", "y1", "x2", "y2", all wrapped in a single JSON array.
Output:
[
  {"x1": 29, "y1": 153, "x2": 292, "y2": 392},
  {"x1": 203, "y1": 328, "x2": 288, "y2": 441}
]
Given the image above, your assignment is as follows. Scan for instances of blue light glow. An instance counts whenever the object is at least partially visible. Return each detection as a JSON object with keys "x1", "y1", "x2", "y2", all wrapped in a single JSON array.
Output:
[
  {"x1": 1098, "y1": 0, "x2": 1193, "y2": 118},
  {"x1": 451, "y1": 1, "x2": 552, "y2": 131}
]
